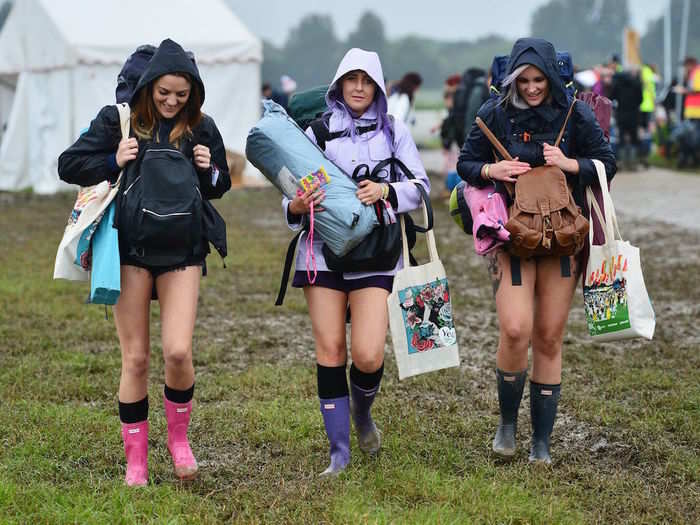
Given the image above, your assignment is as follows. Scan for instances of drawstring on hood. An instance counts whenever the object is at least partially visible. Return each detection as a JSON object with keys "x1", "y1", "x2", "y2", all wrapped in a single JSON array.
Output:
[{"x1": 324, "y1": 48, "x2": 394, "y2": 151}]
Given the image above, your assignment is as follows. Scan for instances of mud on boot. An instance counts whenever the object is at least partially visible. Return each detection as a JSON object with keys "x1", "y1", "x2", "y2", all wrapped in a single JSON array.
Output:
[
  {"x1": 492, "y1": 369, "x2": 527, "y2": 457},
  {"x1": 319, "y1": 396, "x2": 351, "y2": 477},
  {"x1": 164, "y1": 397, "x2": 198, "y2": 480},
  {"x1": 350, "y1": 381, "x2": 381, "y2": 455},
  {"x1": 121, "y1": 420, "x2": 149, "y2": 487},
  {"x1": 528, "y1": 381, "x2": 561, "y2": 465}
]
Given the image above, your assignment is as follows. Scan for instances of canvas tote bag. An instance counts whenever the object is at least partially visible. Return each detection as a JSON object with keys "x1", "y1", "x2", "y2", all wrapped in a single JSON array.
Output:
[
  {"x1": 54, "y1": 103, "x2": 131, "y2": 281},
  {"x1": 388, "y1": 182, "x2": 460, "y2": 379},
  {"x1": 583, "y1": 160, "x2": 655, "y2": 341}
]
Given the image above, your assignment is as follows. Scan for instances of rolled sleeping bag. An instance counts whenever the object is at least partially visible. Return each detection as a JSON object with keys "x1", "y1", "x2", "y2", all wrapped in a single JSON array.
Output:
[{"x1": 246, "y1": 100, "x2": 379, "y2": 257}]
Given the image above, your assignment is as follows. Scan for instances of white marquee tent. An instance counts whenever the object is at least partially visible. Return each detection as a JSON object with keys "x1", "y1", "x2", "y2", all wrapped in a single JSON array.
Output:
[{"x1": 0, "y1": 0, "x2": 262, "y2": 193}]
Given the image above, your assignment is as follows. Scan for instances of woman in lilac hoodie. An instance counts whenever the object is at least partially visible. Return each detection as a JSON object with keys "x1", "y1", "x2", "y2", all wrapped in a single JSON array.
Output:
[{"x1": 282, "y1": 48, "x2": 430, "y2": 476}]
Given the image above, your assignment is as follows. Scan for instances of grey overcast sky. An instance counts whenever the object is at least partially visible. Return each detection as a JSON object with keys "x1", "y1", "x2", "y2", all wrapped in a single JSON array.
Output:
[{"x1": 227, "y1": 0, "x2": 668, "y2": 47}]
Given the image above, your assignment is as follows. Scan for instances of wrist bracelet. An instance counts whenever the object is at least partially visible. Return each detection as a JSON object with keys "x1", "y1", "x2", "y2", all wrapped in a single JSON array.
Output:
[
  {"x1": 381, "y1": 183, "x2": 389, "y2": 200},
  {"x1": 483, "y1": 163, "x2": 491, "y2": 181}
]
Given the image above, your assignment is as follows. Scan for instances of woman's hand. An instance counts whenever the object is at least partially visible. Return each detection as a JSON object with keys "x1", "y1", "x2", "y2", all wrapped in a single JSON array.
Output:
[
  {"x1": 289, "y1": 183, "x2": 325, "y2": 215},
  {"x1": 193, "y1": 144, "x2": 211, "y2": 171},
  {"x1": 487, "y1": 157, "x2": 531, "y2": 183},
  {"x1": 356, "y1": 180, "x2": 384, "y2": 205},
  {"x1": 116, "y1": 137, "x2": 138, "y2": 168},
  {"x1": 543, "y1": 143, "x2": 579, "y2": 173}
]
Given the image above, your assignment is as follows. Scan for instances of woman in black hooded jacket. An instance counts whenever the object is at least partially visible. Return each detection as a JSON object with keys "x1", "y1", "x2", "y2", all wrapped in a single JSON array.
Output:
[
  {"x1": 58, "y1": 38, "x2": 231, "y2": 485},
  {"x1": 458, "y1": 38, "x2": 616, "y2": 464}
]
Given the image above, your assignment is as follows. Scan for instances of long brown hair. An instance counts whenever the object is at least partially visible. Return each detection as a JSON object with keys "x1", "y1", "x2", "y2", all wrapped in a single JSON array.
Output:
[{"x1": 131, "y1": 72, "x2": 203, "y2": 146}]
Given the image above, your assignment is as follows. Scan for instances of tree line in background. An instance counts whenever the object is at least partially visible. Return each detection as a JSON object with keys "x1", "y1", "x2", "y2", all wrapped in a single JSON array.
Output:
[{"x1": 259, "y1": 0, "x2": 700, "y2": 90}]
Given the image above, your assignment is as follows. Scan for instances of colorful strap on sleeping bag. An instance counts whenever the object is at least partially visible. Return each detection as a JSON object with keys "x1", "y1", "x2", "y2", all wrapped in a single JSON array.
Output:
[{"x1": 305, "y1": 200, "x2": 317, "y2": 284}]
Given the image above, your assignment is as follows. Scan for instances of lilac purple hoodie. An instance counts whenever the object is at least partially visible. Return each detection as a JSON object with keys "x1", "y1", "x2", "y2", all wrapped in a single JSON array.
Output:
[{"x1": 282, "y1": 48, "x2": 430, "y2": 279}]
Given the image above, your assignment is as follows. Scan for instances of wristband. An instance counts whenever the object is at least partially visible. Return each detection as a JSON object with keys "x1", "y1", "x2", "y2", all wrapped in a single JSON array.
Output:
[
  {"x1": 381, "y1": 183, "x2": 390, "y2": 200},
  {"x1": 482, "y1": 163, "x2": 491, "y2": 181}
]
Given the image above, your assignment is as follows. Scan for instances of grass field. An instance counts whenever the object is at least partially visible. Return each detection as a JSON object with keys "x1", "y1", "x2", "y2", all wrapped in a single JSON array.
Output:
[{"x1": 0, "y1": 180, "x2": 698, "y2": 524}]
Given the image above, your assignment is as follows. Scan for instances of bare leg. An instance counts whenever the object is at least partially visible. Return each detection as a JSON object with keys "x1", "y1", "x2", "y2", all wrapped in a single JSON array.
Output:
[
  {"x1": 114, "y1": 265, "x2": 153, "y2": 403},
  {"x1": 348, "y1": 287, "x2": 390, "y2": 454},
  {"x1": 304, "y1": 285, "x2": 350, "y2": 476},
  {"x1": 157, "y1": 266, "x2": 200, "y2": 389},
  {"x1": 488, "y1": 251, "x2": 536, "y2": 457}
]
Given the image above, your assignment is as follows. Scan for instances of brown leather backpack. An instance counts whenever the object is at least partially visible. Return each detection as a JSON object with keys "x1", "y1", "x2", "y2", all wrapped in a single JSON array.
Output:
[{"x1": 475, "y1": 101, "x2": 589, "y2": 258}]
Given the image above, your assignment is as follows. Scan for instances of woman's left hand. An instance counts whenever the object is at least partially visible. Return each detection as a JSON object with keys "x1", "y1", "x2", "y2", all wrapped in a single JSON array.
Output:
[
  {"x1": 543, "y1": 143, "x2": 579, "y2": 173},
  {"x1": 356, "y1": 180, "x2": 384, "y2": 205},
  {"x1": 193, "y1": 144, "x2": 211, "y2": 171}
]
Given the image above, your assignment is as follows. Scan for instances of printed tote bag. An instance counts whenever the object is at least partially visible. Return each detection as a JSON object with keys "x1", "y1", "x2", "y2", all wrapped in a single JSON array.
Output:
[
  {"x1": 54, "y1": 103, "x2": 130, "y2": 281},
  {"x1": 388, "y1": 183, "x2": 460, "y2": 379},
  {"x1": 583, "y1": 160, "x2": 655, "y2": 341}
]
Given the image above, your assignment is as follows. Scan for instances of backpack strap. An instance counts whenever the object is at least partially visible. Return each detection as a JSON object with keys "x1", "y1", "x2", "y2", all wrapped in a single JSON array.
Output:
[
  {"x1": 309, "y1": 115, "x2": 379, "y2": 151},
  {"x1": 275, "y1": 230, "x2": 304, "y2": 306},
  {"x1": 475, "y1": 116, "x2": 515, "y2": 196}
]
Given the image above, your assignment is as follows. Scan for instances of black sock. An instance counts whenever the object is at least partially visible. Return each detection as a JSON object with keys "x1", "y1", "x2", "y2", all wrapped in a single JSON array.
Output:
[
  {"x1": 164, "y1": 383, "x2": 195, "y2": 404},
  {"x1": 119, "y1": 396, "x2": 148, "y2": 424},
  {"x1": 317, "y1": 363, "x2": 349, "y2": 399},
  {"x1": 350, "y1": 362, "x2": 384, "y2": 390}
]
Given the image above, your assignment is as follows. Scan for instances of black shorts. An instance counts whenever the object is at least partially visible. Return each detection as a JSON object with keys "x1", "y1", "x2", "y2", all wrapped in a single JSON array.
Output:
[
  {"x1": 292, "y1": 270, "x2": 393, "y2": 293},
  {"x1": 120, "y1": 257, "x2": 205, "y2": 300}
]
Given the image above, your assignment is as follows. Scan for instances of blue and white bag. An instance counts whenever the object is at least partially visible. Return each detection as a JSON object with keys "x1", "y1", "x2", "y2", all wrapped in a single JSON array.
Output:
[
  {"x1": 246, "y1": 100, "x2": 378, "y2": 257},
  {"x1": 90, "y1": 201, "x2": 121, "y2": 305}
]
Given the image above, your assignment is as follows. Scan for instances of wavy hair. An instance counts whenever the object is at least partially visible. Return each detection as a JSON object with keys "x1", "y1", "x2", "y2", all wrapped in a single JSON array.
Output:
[{"x1": 131, "y1": 72, "x2": 203, "y2": 146}]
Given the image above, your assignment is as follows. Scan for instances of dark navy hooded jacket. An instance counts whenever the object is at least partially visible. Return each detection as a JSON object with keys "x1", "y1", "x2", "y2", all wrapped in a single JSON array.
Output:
[
  {"x1": 457, "y1": 38, "x2": 616, "y2": 209},
  {"x1": 59, "y1": 38, "x2": 230, "y2": 199},
  {"x1": 58, "y1": 39, "x2": 231, "y2": 260}
]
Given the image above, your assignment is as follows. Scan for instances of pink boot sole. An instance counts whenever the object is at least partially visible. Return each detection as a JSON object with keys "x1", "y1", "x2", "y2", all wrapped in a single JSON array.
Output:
[{"x1": 121, "y1": 420, "x2": 148, "y2": 487}]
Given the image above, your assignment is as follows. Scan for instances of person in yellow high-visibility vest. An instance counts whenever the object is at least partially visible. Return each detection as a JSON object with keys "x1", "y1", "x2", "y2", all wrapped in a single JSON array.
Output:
[{"x1": 639, "y1": 64, "x2": 657, "y2": 167}]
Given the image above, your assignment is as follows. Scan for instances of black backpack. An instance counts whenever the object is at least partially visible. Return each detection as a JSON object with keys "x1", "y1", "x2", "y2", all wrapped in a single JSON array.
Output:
[
  {"x1": 116, "y1": 45, "x2": 156, "y2": 104},
  {"x1": 120, "y1": 143, "x2": 203, "y2": 266},
  {"x1": 115, "y1": 45, "x2": 197, "y2": 104},
  {"x1": 451, "y1": 68, "x2": 489, "y2": 145}
]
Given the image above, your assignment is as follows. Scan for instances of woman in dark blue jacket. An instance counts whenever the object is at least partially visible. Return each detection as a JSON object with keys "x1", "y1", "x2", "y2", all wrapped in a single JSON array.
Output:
[
  {"x1": 458, "y1": 38, "x2": 615, "y2": 464},
  {"x1": 58, "y1": 39, "x2": 231, "y2": 485}
]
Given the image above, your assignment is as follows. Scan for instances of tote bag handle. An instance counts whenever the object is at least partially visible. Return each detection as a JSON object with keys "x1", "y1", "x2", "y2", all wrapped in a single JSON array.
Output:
[
  {"x1": 586, "y1": 159, "x2": 622, "y2": 248},
  {"x1": 400, "y1": 180, "x2": 439, "y2": 264}
]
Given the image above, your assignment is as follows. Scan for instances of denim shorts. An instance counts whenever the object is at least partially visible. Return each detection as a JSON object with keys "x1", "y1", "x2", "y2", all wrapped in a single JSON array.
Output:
[{"x1": 292, "y1": 270, "x2": 393, "y2": 293}]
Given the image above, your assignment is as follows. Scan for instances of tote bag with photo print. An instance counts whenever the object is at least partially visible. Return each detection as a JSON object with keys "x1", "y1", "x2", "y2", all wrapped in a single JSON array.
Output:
[
  {"x1": 388, "y1": 183, "x2": 460, "y2": 379},
  {"x1": 583, "y1": 160, "x2": 655, "y2": 341}
]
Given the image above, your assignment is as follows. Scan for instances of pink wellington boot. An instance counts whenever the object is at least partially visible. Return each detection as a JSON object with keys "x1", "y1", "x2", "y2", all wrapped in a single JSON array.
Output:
[
  {"x1": 163, "y1": 397, "x2": 198, "y2": 480},
  {"x1": 121, "y1": 420, "x2": 149, "y2": 486}
]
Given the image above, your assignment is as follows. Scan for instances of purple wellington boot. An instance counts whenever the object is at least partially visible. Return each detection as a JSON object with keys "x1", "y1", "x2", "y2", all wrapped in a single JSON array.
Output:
[
  {"x1": 319, "y1": 396, "x2": 351, "y2": 477},
  {"x1": 350, "y1": 381, "x2": 381, "y2": 454}
]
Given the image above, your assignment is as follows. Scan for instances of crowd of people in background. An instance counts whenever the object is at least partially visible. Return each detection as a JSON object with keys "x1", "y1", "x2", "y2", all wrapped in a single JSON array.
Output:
[
  {"x1": 432, "y1": 52, "x2": 700, "y2": 183},
  {"x1": 261, "y1": 50, "x2": 700, "y2": 198}
]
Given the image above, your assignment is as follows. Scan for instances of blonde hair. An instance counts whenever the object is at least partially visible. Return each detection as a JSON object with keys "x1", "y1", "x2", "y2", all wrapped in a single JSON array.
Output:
[{"x1": 500, "y1": 64, "x2": 530, "y2": 109}]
